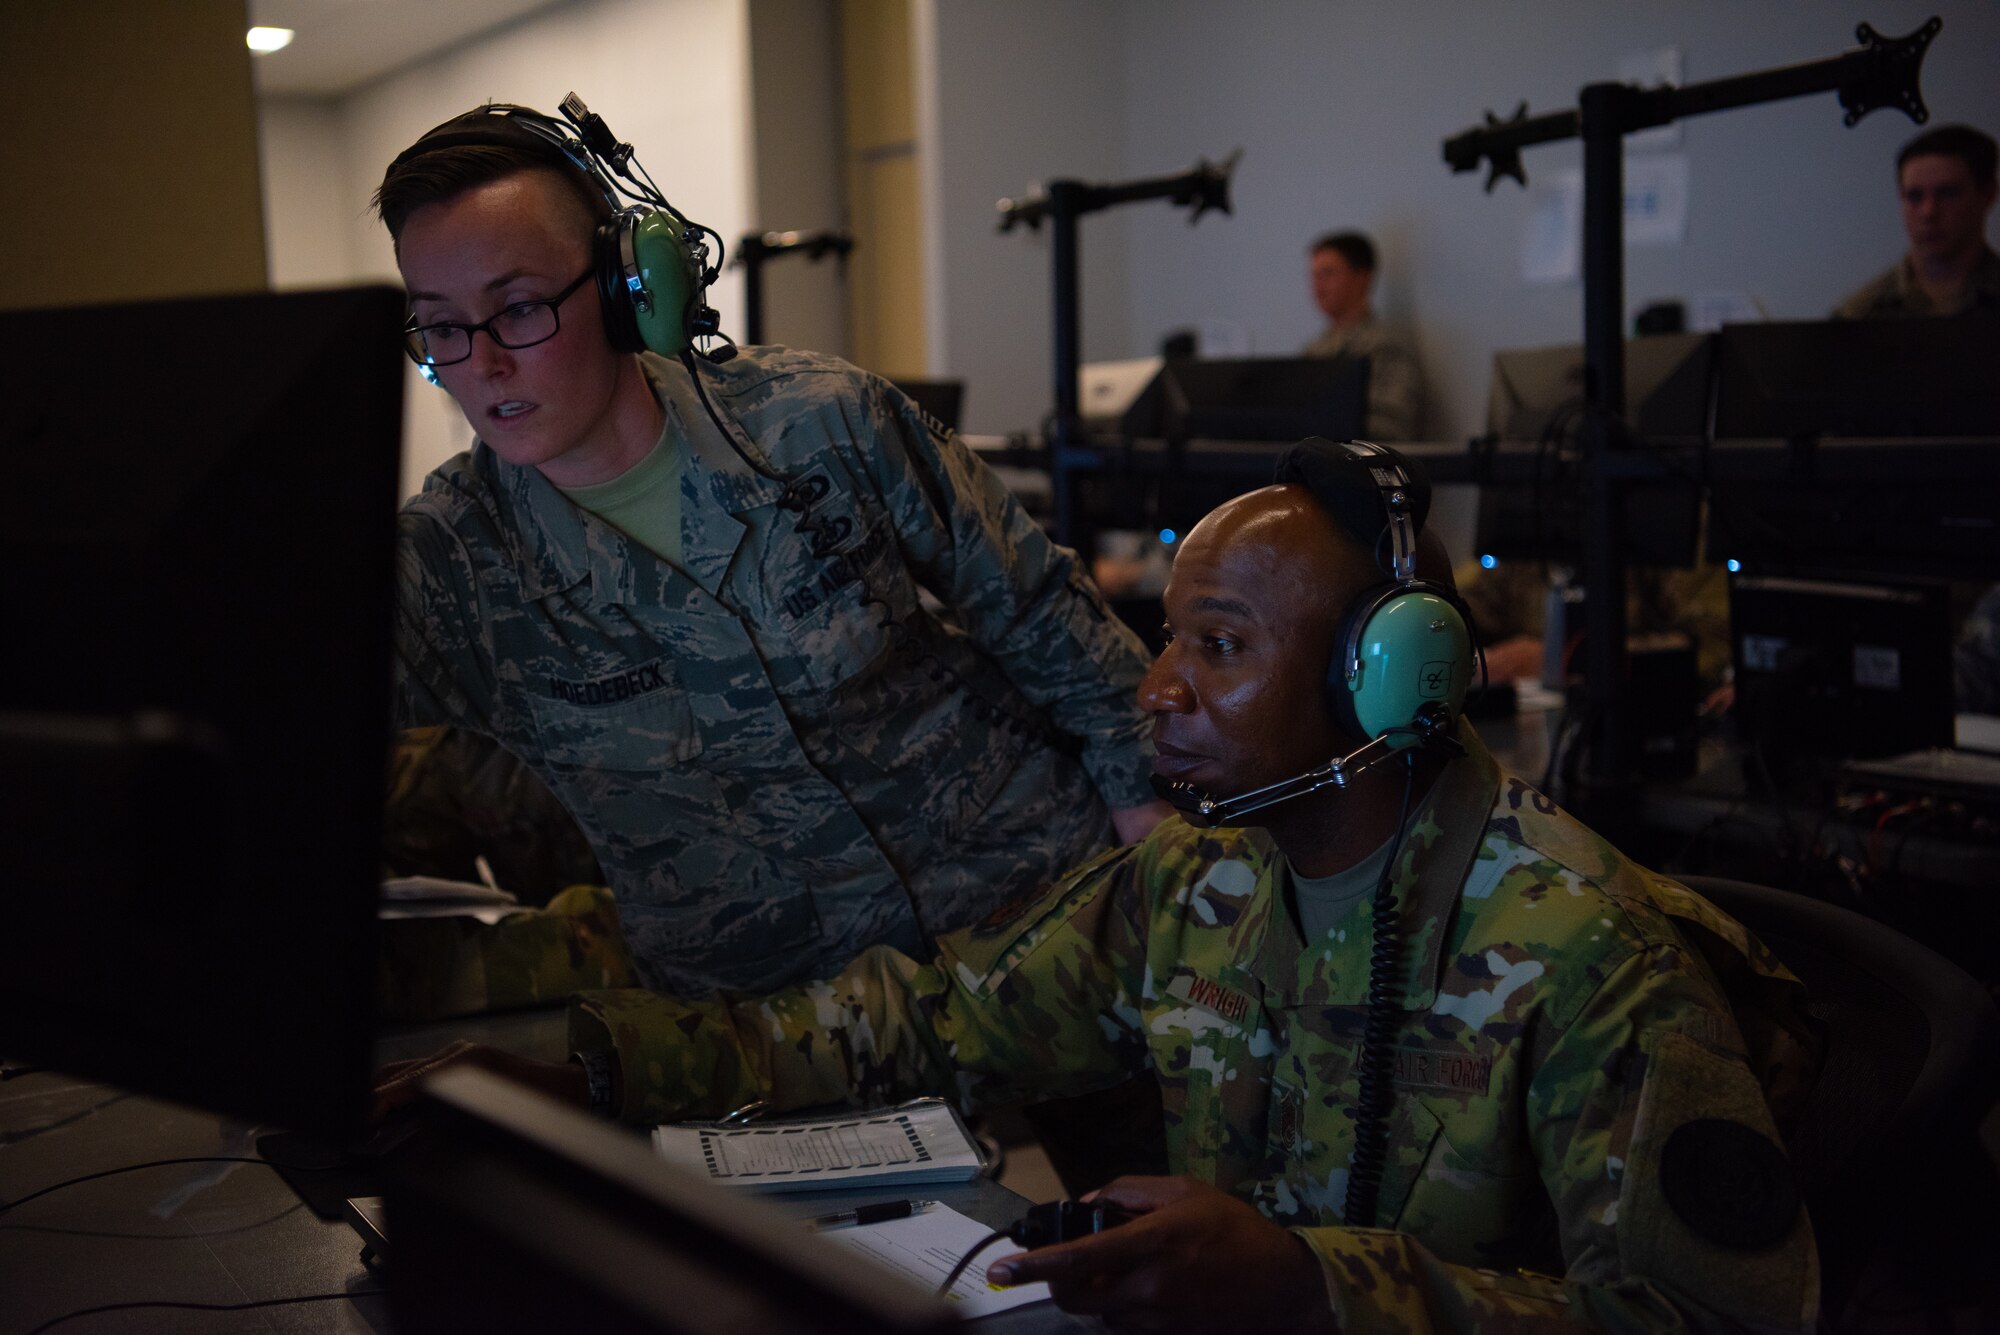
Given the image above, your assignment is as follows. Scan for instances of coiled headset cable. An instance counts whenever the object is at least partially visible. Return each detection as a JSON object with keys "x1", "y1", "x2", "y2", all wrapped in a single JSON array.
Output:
[{"x1": 1342, "y1": 747, "x2": 1419, "y2": 1229}]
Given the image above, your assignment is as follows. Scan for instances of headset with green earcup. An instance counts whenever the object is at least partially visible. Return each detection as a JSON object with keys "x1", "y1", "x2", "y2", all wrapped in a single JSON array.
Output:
[
  {"x1": 594, "y1": 205, "x2": 703, "y2": 357},
  {"x1": 1277, "y1": 438, "x2": 1476, "y2": 747},
  {"x1": 1330, "y1": 573, "x2": 1474, "y2": 745},
  {"x1": 388, "y1": 94, "x2": 720, "y2": 359}
]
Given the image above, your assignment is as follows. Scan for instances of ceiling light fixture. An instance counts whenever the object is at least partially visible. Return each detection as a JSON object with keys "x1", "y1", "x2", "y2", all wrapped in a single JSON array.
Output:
[{"x1": 246, "y1": 26, "x2": 295, "y2": 54}]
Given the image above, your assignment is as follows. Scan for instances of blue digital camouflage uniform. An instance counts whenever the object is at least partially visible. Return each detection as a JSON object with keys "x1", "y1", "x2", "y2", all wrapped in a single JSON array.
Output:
[
  {"x1": 570, "y1": 725, "x2": 1818, "y2": 1331},
  {"x1": 394, "y1": 348, "x2": 1154, "y2": 995}
]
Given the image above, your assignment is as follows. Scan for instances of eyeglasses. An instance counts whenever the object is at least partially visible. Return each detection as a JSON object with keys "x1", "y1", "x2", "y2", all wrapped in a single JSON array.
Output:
[{"x1": 403, "y1": 267, "x2": 594, "y2": 367}]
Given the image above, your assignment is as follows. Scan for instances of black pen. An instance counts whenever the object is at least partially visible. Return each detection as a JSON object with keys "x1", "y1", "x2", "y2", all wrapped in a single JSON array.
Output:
[{"x1": 806, "y1": 1199, "x2": 938, "y2": 1231}]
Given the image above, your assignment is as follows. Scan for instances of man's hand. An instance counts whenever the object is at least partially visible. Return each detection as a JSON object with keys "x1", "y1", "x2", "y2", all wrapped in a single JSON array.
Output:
[
  {"x1": 1110, "y1": 799, "x2": 1174, "y2": 845},
  {"x1": 987, "y1": 1176, "x2": 1335, "y2": 1334},
  {"x1": 371, "y1": 1039, "x2": 590, "y2": 1122}
]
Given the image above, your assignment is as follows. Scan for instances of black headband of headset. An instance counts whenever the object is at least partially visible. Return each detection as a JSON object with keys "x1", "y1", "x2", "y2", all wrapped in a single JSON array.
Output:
[
  {"x1": 1273, "y1": 437, "x2": 1432, "y2": 557},
  {"x1": 386, "y1": 104, "x2": 610, "y2": 199}
]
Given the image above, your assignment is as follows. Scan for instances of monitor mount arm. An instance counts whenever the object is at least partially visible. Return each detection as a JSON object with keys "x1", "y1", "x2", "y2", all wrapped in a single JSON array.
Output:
[
  {"x1": 997, "y1": 152, "x2": 1240, "y2": 544},
  {"x1": 730, "y1": 228, "x2": 855, "y2": 346},
  {"x1": 1442, "y1": 19, "x2": 1938, "y2": 192},
  {"x1": 1436, "y1": 18, "x2": 1938, "y2": 829}
]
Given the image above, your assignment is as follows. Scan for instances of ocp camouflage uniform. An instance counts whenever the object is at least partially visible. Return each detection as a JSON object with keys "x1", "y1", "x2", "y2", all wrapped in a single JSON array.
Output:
[
  {"x1": 382, "y1": 725, "x2": 601, "y2": 906},
  {"x1": 395, "y1": 348, "x2": 1154, "y2": 995},
  {"x1": 1301, "y1": 314, "x2": 1426, "y2": 441},
  {"x1": 1832, "y1": 246, "x2": 2000, "y2": 318},
  {"x1": 571, "y1": 725, "x2": 1819, "y2": 1331},
  {"x1": 378, "y1": 883, "x2": 634, "y2": 1022}
]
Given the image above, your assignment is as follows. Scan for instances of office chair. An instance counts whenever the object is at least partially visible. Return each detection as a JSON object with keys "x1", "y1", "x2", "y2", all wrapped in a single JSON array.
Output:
[{"x1": 1679, "y1": 875, "x2": 2000, "y2": 1324}]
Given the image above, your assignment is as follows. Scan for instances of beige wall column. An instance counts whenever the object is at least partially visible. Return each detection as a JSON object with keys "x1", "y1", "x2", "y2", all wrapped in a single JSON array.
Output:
[
  {"x1": 1, "y1": 0, "x2": 267, "y2": 311},
  {"x1": 840, "y1": 0, "x2": 926, "y2": 377}
]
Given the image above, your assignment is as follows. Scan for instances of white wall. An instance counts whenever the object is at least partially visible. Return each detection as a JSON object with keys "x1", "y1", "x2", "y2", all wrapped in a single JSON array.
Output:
[
  {"x1": 919, "y1": 0, "x2": 1130, "y2": 435},
  {"x1": 1111, "y1": 0, "x2": 2000, "y2": 442},
  {"x1": 260, "y1": 97, "x2": 358, "y2": 288},
  {"x1": 258, "y1": 0, "x2": 755, "y2": 498},
  {"x1": 913, "y1": 1, "x2": 2000, "y2": 450}
]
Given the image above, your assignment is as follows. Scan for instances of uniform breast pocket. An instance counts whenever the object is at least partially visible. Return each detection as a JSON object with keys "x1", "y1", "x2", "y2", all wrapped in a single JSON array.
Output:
[
  {"x1": 526, "y1": 671, "x2": 728, "y2": 842},
  {"x1": 767, "y1": 506, "x2": 912, "y2": 696},
  {"x1": 1376, "y1": 1098, "x2": 1448, "y2": 1230},
  {"x1": 1396, "y1": 1113, "x2": 1548, "y2": 1265}
]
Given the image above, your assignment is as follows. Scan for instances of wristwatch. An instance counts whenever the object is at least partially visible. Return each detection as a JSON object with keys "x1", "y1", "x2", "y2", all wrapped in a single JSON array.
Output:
[{"x1": 570, "y1": 1049, "x2": 617, "y2": 1118}]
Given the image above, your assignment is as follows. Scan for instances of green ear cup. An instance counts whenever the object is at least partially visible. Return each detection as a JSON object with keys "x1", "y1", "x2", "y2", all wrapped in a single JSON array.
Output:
[
  {"x1": 1343, "y1": 589, "x2": 1473, "y2": 745},
  {"x1": 626, "y1": 209, "x2": 698, "y2": 356}
]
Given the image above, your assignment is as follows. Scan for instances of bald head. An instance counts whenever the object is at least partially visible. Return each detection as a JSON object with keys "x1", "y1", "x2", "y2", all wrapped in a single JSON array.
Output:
[
  {"x1": 1180, "y1": 484, "x2": 1456, "y2": 619},
  {"x1": 1177, "y1": 486, "x2": 1373, "y2": 643}
]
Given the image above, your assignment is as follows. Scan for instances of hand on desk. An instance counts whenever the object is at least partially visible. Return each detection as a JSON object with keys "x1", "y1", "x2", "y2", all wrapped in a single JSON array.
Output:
[
  {"x1": 371, "y1": 1040, "x2": 589, "y2": 1122},
  {"x1": 987, "y1": 1175, "x2": 1334, "y2": 1334}
]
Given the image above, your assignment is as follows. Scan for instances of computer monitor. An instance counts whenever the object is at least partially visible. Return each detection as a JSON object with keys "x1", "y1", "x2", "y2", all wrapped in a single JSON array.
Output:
[
  {"x1": 1730, "y1": 573, "x2": 1954, "y2": 774},
  {"x1": 1078, "y1": 356, "x2": 1164, "y2": 432},
  {"x1": 392, "y1": 1068, "x2": 961, "y2": 1334},
  {"x1": 1705, "y1": 438, "x2": 2000, "y2": 581},
  {"x1": 1483, "y1": 332, "x2": 1713, "y2": 441},
  {"x1": 1474, "y1": 334, "x2": 1711, "y2": 567},
  {"x1": 1157, "y1": 355, "x2": 1369, "y2": 442},
  {"x1": 1712, "y1": 315, "x2": 2000, "y2": 439},
  {"x1": 0, "y1": 286, "x2": 406, "y2": 1137}
]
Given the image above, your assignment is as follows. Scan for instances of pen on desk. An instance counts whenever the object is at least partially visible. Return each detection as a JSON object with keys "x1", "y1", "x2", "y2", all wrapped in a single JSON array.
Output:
[{"x1": 807, "y1": 1199, "x2": 937, "y2": 1231}]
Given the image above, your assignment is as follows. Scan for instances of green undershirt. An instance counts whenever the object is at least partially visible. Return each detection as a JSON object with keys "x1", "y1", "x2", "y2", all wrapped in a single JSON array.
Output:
[
  {"x1": 1288, "y1": 835, "x2": 1397, "y2": 945},
  {"x1": 556, "y1": 424, "x2": 684, "y2": 567}
]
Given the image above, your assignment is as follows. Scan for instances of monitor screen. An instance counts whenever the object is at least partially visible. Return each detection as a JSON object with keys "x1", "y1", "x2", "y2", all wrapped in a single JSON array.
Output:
[
  {"x1": 1705, "y1": 438, "x2": 2000, "y2": 581},
  {"x1": 1712, "y1": 315, "x2": 2000, "y2": 440},
  {"x1": 1474, "y1": 334, "x2": 1711, "y2": 567},
  {"x1": 1483, "y1": 332, "x2": 1713, "y2": 441},
  {"x1": 391, "y1": 1068, "x2": 961, "y2": 1334},
  {"x1": 1730, "y1": 573, "x2": 1954, "y2": 771},
  {"x1": 0, "y1": 285, "x2": 405, "y2": 1137},
  {"x1": 1078, "y1": 356, "x2": 1164, "y2": 432},
  {"x1": 1159, "y1": 355, "x2": 1368, "y2": 442}
]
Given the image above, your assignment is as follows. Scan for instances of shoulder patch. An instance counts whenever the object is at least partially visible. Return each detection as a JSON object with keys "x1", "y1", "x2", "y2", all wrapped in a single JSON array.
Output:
[{"x1": 1660, "y1": 1118, "x2": 1799, "y2": 1249}]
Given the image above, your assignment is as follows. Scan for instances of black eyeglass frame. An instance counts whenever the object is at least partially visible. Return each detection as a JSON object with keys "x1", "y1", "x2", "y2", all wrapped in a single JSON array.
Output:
[{"x1": 402, "y1": 267, "x2": 596, "y2": 367}]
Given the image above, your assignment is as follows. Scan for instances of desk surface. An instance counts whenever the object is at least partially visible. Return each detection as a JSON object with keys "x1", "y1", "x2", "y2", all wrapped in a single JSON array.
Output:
[{"x1": 2, "y1": 1012, "x2": 1095, "y2": 1333}]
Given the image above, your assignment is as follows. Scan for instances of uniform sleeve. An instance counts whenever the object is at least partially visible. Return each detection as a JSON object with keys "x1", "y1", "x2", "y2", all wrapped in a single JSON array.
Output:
[
  {"x1": 1295, "y1": 945, "x2": 1817, "y2": 1334},
  {"x1": 377, "y1": 884, "x2": 635, "y2": 1022},
  {"x1": 847, "y1": 374, "x2": 1157, "y2": 808},
  {"x1": 566, "y1": 844, "x2": 1156, "y2": 1124},
  {"x1": 392, "y1": 508, "x2": 496, "y2": 732}
]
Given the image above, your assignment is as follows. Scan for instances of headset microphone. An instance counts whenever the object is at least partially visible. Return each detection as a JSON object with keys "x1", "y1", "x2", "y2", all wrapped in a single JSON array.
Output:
[{"x1": 1150, "y1": 702, "x2": 1460, "y2": 827}]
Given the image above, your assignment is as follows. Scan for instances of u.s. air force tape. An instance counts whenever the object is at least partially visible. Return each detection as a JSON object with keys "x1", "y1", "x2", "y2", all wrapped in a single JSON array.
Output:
[{"x1": 1658, "y1": 1118, "x2": 1800, "y2": 1249}]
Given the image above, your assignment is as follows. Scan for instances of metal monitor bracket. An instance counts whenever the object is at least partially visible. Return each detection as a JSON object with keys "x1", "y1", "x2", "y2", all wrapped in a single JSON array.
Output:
[
  {"x1": 997, "y1": 152, "x2": 1241, "y2": 544},
  {"x1": 1436, "y1": 17, "x2": 1939, "y2": 829}
]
